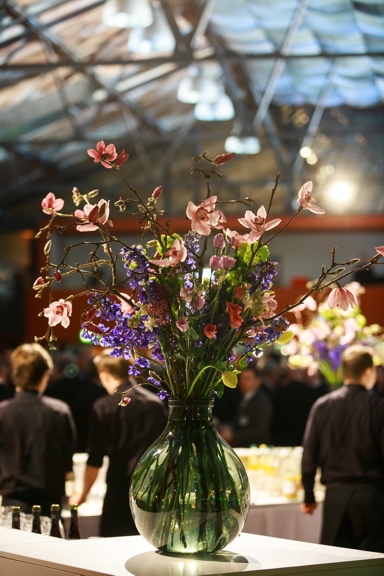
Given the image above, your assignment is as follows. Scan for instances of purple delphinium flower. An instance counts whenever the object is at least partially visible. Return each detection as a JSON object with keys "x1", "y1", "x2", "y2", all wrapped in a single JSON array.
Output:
[{"x1": 249, "y1": 259, "x2": 279, "y2": 294}]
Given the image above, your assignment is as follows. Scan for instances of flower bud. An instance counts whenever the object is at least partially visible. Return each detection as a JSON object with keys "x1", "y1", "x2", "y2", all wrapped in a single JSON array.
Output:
[
  {"x1": 33, "y1": 276, "x2": 45, "y2": 289},
  {"x1": 213, "y1": 153, "x2": 236, "y2": 166},
  {"x1": 213, "y1": 233, "x2": 225, "y2": 249},
  {"x1": 152, "y1": 186, "x2": 163, "y2": 200},
  {"x1": 54, "y1": 270, "x2": 62, "y2": 282}
]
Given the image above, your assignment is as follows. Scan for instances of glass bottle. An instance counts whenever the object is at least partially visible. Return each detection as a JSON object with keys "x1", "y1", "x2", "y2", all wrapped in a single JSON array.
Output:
[
  {"x1": 11, "y1": 506, "x2": 20, "y2": 530},
  {"x1": 49, "y1": 504, "x2": 62, "y2": 538},
  {"x1": 67, "y1": 503, "x2": 81, "y2": 540},
  {"x1": 32, "y1": 505, "x2": 42, "y2": 534}
]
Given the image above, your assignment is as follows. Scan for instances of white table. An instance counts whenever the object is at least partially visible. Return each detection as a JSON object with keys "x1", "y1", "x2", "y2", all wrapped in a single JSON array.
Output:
[{"x1": 0, "y1": 528, "x2": 383, "y2": 576}]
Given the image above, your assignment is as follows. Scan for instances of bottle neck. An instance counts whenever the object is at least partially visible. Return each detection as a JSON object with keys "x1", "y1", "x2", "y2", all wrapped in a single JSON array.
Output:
[
  {"x1": 167, "y1": 400, "x2": 213, "y2": 424},
  {"x1": 70, "y1": 509, "x2": 78, "y2": 524}
]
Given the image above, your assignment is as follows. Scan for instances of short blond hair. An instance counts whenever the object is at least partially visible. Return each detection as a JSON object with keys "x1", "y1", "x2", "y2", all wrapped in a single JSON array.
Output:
[
  {"x1": 342, "y1": 345, "x2": 374, "y2": 381},
  {"x1": 93, "y1": 349, "x2": 131, "y2": 380},
  {"x1": 11, "y1": 343, "x2": 53, "y2": 390}
]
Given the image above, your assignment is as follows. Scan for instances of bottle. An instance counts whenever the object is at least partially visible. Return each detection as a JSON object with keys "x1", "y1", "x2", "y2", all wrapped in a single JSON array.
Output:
[
  {"x1": 49, "y1": 504, "x2": 62, "y2": 538},
  {"x1": 11, "y1": 506, "x2": 20, "y2": 530},
  {"x1": 32, "y1": 505, "x2": 42, "y2": 534},
  {"x1": 67, "y1": 503, "x2": 81, "y2": 540}
]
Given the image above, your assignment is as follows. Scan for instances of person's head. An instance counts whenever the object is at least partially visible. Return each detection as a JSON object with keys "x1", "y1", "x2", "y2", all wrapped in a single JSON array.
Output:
[
  {"x1": 342, "y1": 345, "x2": 376, "y2": 389},
  {"x1": 10, "y1": 343, "x2": 53, "y2": 393},
  {"x1": 238, "y1": 363, "x2": 262, "y2": 395},
  {"x1": 93, "y1": 349, "x2": 131, "y2": 394}
]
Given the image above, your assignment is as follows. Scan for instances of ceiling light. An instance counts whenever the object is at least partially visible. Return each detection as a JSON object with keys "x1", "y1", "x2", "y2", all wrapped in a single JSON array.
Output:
[
  {"x1": 128, "y1": 7, "x2": 175, "y2": 53},
  {"x1": 299, "y1": 146, "x2": 312, "y2": 158},
  {"x1": 102, "y1": 0, "x2": 153, "y2": 29},
  {"x1": 177, "y1": 63, "x2": 223, "y2": 104},
  {"x1": 194, "y1": 93, "x2": 235, "y2": 122},
  {"x1": 224, "y1": 135, "x2": 261, "y2": 155}
]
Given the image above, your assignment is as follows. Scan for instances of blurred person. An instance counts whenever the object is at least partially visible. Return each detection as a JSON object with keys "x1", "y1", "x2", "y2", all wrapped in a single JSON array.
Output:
[
  {"x1": 70, "y1": 350, "x2": 167, "y2": 537},
  {"x1": 219, "y1": 363, "x2": 274, "y2": 447},
  {"x1": 301, "y1": 345, "x2": 384, "y2": 553},
  {"x1": 45, "y1": 346, "x2": 107, "y2": 452},
  {"x1": 0, "y1": 353, "x2": 14, "y2": 402},
  {"x1": 0, "y1": 343, "x2": 76, "y2": 515},
  {"x1": 272, "y1": 365, "x2": 326, "y2": 447},
  {"x1": 372, "y1": 364, "x2": 384, "y2": 400}
]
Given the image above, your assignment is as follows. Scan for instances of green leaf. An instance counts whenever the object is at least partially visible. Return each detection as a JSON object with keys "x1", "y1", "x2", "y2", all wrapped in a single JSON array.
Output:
[
  {"x1": 189, "y1": 327, "x2": 199, "y2": 340},
  {"x1": 258, "y1": 245, "x2": 270, "y2": 262}
]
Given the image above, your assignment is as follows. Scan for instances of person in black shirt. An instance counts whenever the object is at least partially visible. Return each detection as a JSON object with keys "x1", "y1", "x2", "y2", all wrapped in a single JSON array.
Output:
[
  {"x1": 219, "y1": 364, "x2": 274, "y2": 447},
  {"x1": 301, "y1": 345, "x2": 384, "y2": 553},
  {"x1": 0, "y1": 343, "x2": 76, "y2": 516},
  {"x1": 70, "y1": 350, "x2": 167, "y2": 537}
]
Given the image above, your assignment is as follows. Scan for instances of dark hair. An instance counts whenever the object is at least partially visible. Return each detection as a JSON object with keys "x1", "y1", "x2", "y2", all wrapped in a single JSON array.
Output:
[
  {"x1": 342, "y1": 345, "x2": 374, "y2": 381},
  {"x1": 10, "y1": 343, "x2": 53, "y2": 390},
  {"x1": 241, "y1": 362, "x2": 262, "y2": 379},
  {"x1": 93, "y1": 349, "x2": 131, "y2": 380}
]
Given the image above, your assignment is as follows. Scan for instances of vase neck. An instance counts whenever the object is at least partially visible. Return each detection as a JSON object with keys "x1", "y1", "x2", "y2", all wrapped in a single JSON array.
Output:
[{"x1": 167, "y1": 400, "x2": 213, "y2": 423}]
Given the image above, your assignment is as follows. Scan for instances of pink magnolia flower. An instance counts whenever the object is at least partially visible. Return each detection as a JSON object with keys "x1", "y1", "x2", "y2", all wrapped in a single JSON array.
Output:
[
  {"x1": 152, "y1": 186, "x2": 162, "y2": 199},
  {"x1": 75, "y1": 199, "x2": 110, "y2": 232},
  {"x1": 117, "y1": 294, "x2": 135, "y2": 316},
  {"x1": 186, "y1": 196, "x2": 226, "y2": 235},
  {"x1": 204, "y1": 324, "x2": 217, "y2": 338},
  {"x1": 375, "y1": 246, "x2": 384, "y2": 257},
  {"x1": 292, "y1": 296, "x2": 317, "y2": 313},
  {"x1": 44, "y1": 299, "x2": 72, "y2": 328},
  {"x1": 176, "y1": 318, "x2": 189, "y2": 332},
  {"x1": 213, "y1": 233, "x2": 225, "y2": 249},
  {"x1": 41, "y1": 192, "x2": 64, "y2": 215},
  {"x1": 327, "y1": 287, "x2": 357, "y2": 312},
  {"x1": 87, "y1": 141, "x2": 117, "y2": 168},
  {"x1": 221, "y1": 256, "x2": 236, "y2": 270},
  {"x1": 225, "y1": 229, "x2": 249, "y2": 248},
  {"x1": 260, "y1": 294, "x2": 278, "y2": 319},
  {"x1": 297, "y1": 181, "x2": 325, "y2": 214},
  {"x1": 149, "y1": 238, "x2": 187, "y2": 267},
  {"x1": 238, "y1": 206, "x2": 281, "y2": 242},
  {"x1": 209, "y1": 256, "x2": 222, "y2": 270}
]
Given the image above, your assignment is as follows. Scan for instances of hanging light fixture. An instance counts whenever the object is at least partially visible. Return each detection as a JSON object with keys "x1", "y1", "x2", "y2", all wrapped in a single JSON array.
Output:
[
  {"x1": 128, "y1": 6, "x2": 175, "y2": 54},
  {"x1": 177, "y1": 63, "x2": 222, "y2": 104},
  {"x1": 102, "y1": 0, "x2": 153, "y2": 29},
  {"x1": 194, "y1": 93, "x2": 235, "y2": 122},
  {"x1": 224, "y1": 135, "x2": 261, "y2": 155}
]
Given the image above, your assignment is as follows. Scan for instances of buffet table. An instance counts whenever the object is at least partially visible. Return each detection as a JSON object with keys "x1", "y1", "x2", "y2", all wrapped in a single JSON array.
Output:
[{"x1": 1, "y1": 527, "x2": 383, "y2": 576}]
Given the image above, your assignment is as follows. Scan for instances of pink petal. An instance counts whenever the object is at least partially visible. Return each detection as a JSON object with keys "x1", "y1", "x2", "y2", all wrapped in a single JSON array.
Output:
[
  {"x1": 327, "y1": 289, "x2": 337, "y2": 309},
  {"x1": 76, "y1": 223, "x2": 99, "y2": 232},
  {"x1": 191, "y1": 219, "x2": 212, "y2": 235},
  {"x1": 375, "y1": 246, "x2": 384, "y2": 256},
  {"x1": 100, "y1": 161, "x2": 113, "y2": 169},
  {"x1": 96, "y1": 141, "x2": 105, "y2": 154},
  {"x1": 264, "y1": 218, "x2": 281, "y2": 231},
  {"x1": 74, "y1": 209, "x2": 86, "y2": 218},
  {"x1": 298, "y1": 181, "x2": 313, "y2": 200},
  {"x1": 186, "y1": 201, "x2": 197, "y2": 220},
  {"x1": 87, "y1": 149, "x2": 99, "y2": 159},
  {"x1": 306, "y1": 203, "x2": 325, "y2": 214},
  {"x1": 52, "y1": 199, "x2": 64, "y2": 211},
  {"x1": 148, "y1": 258, "x2": 171, "y2": 267},
  {"x1": 257, "y1": 205, "x2": 267, "y2": 218}
]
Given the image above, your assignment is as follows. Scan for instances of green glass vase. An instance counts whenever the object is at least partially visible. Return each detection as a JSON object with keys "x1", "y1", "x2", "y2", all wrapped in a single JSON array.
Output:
[{"x1": 130, "y1": 399, "x2": 250, "y2": 554}]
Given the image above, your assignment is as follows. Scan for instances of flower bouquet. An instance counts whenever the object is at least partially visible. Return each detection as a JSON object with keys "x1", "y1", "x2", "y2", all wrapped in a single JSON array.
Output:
[
  {"x1": 34, "y1": 142, "x2": 384, "y2": 553},
  {"x1": 282, "y1": 282, "x2": 383, "y2": 388}
]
